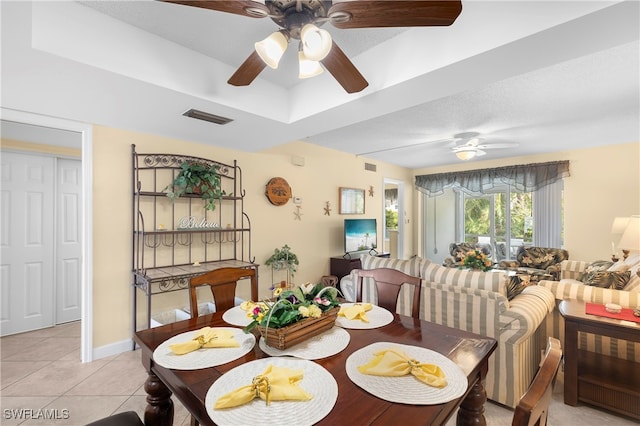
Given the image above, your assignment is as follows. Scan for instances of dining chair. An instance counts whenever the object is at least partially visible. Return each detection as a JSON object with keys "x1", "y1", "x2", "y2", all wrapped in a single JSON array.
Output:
[
  {"x1": 355, "y1": 268, "x2": 422, "y2": 318},
  {"x1": 188, "y1": 267, "x2": 257, "y2": 317},
  {"x1": 512, "y1": 337, "x2": 563, "y2": 426},
  {"x1": 321, "y1": 274, "x2": 338, "y2": 288}
]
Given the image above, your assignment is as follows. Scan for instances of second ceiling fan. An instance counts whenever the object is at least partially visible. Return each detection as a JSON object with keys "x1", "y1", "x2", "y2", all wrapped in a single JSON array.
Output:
[{"x1": 162, "y1": 0, "x2": 463, "y2": 93}]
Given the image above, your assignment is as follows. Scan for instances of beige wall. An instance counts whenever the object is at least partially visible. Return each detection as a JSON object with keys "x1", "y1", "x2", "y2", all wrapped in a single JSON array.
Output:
[
  {"x1": 413, "y1": 141, "x2": 640, "y2": 262},
  {"x1": 92, "y1": 126, "x2": 413, "y2": 347},
  {"x1": 5, "y1": 128, "x2": 638, "y2": 351}
]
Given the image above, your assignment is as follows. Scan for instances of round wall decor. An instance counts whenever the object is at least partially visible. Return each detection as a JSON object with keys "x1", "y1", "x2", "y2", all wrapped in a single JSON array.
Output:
[{"x1": 265, "y1": 177, "x2": 292, "y2": 206}]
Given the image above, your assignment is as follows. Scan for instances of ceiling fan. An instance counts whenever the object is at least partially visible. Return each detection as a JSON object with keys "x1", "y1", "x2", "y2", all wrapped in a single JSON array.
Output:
[
  {"x1": 449, "y1": 133, "x2": 518, "y2": 160},
  {"x1": 161, "y1": 0, "x2": 463, "y2": 93}
]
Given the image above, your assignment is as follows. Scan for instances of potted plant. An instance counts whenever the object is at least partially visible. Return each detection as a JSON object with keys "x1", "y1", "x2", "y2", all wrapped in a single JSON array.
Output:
[
  {"x1": 165, "y1": 161, "x2": 226, "y2": 211},
  {"x1": 265, "y1": 244, "x2": 299, "y2": 279}
]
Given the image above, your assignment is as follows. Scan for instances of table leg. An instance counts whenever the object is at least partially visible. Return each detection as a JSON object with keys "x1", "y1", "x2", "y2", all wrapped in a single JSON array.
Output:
[
  {"x1": 143, "y1": 372, "x2": 174, "y2": 426},
  {"x1": 564, "y1": 318, "x2": 578, "y2": 406},
  {"x1": 456, "y1": 380, "x2": 487, "y2": 426}
]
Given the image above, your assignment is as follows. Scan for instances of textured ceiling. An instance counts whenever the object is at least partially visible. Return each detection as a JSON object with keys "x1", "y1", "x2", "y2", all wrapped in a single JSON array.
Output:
[{"x1": 1, "y1": 1, "x2": 638, "y2": 169}]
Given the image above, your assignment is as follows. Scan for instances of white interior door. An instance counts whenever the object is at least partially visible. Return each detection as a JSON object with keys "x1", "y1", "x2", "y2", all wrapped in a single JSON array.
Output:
[
  {"x1": 1, "y1": 152, "x2": 55, "y2": 335},
  {"x1": 56, "y1": 158, "x2": 82, "y2": 324}
]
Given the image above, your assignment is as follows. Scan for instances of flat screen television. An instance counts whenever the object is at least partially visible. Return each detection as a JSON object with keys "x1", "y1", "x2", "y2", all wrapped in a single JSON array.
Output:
[{"x1": 344, "y1": 218, "x2": 377, "y2": 254}]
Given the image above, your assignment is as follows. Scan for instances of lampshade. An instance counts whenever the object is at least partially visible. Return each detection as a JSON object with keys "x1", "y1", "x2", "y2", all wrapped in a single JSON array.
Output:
[
  {"x1": 300, "y1": 24, "x2": 332, "y2": 61},
  {"x1": 298, "y1": 50, "x2": 323, "y2": 79},
  {"x1": 455, "y1": 148, "x2": 476, "y2": 161},
  {"x1": 617, "y1": 215, "x2": 640, "y2": 251},
  {"x1": 255, "y1": 31, "x2": 288, "y2": 69},
  {"x1": 611, "y1": 216, "x2": 629, "y2": 234}
]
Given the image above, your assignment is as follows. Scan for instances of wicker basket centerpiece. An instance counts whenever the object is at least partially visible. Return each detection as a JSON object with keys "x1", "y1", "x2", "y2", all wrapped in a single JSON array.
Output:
[{"x1": 243, "y1": 282, "x2": 341, "y2": 350}]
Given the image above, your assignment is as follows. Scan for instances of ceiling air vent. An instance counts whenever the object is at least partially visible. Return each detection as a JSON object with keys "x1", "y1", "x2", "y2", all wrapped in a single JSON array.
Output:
[
  {"x1": 364, "y1": 162, "x2": 377, "y2": 172},
  {"x1": 182, "y1": 109, "x2": 233, "y2": 125}
]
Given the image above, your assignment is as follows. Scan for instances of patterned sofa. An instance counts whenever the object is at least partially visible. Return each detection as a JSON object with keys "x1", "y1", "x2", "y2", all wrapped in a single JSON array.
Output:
[
  {"x1": 498, "y1": 246, "x2": 569, "y2": 280},
  {"x1": 340, "y1": 254, "x2": 555, "y2": 408},
  {"x1": 538, "y1": 255, "x2": 640, "y2": 364}
]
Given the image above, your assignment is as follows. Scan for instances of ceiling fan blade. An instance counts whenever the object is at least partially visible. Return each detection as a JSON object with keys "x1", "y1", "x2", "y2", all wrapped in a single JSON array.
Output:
[
  {"x1": 320, "y1": 41, "x2": 368, "y2": 93},
  {"x1": 160, "y1": 1, "x2": 269, "y2": 18},
  {"x1": 476, "y1": 149, "x2": 487, "y2": 156},
  {"x1": 328, "y1": 0, "x2": 462, "y2": 29},
  {"x1": 478, "y1": 143, "x2": 519, "y2": 149},
  {"x1": 227, "y1": 51, "x2": 267, "y2": 86}
]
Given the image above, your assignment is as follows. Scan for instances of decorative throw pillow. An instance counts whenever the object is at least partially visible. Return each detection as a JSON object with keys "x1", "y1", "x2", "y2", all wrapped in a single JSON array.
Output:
[
  {"x1": 519, "y1": 247, "x2": 557, "y2": 270},
  {"x1": 607, "y1": 261, "x2": 630, "y2": 272},
  {"x1": 581, "y1": 271, "x2": 631, "y2": 289},
  {"x1": 506, "y1": 275, "x2": 530, "y2": 300},
  {"x1": 579, "y1": 260, "x2": 615, "y2": 280}
]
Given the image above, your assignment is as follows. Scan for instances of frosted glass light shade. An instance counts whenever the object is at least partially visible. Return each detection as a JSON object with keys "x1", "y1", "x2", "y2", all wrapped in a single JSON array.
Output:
[
  {"x1": 298, "y1": 51, "x2": 323, "y2": 79},
  {"x1": 301, "y1": 24, "x2": 332, "y2": 61},
  {"x1": 455, "y1": 148, "x2": 476, "y2": 161},
  {"x1": 611, "y1": 216, "x2": 629, "y2": 234},
  {"x1": 255, "y1": 31, "x2": 288, "y2": 69},
  {"x1": 618, "y1": 215, "x2": 640, "y2": 251}
]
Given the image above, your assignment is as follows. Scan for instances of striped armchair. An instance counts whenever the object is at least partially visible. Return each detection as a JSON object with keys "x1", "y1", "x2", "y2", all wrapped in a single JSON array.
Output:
[
  {"x1": 340, "y1": 254, "x2": 555, "y2": 408},
  {"x1": 539, "y1": 258, "x2": 640, "y2": 362}
]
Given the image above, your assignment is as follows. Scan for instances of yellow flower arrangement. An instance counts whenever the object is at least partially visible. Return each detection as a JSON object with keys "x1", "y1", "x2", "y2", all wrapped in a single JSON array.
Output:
[{"x1": 461, "y1": 249, "x2": 493, "y2": 272}]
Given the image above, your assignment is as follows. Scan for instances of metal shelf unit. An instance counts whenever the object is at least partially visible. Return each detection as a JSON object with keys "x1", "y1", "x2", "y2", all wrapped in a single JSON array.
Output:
[{"x1": 131, "y1": 145, "x2": 257, "y2": 332}]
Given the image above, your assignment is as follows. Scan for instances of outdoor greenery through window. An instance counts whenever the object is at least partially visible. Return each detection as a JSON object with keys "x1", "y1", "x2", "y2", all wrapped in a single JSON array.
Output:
[{"x1": 462, "y1": 188, "x2": 533, "y2": 260}]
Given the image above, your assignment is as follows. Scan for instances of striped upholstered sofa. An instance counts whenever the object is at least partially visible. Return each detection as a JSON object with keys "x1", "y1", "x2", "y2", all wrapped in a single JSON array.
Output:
[
  {"x1": 340, "y1": 254, "x2": 555, "y2": 408},
  {"x1": 538, "y1": 256, "x2": 640, "y2": 363}
]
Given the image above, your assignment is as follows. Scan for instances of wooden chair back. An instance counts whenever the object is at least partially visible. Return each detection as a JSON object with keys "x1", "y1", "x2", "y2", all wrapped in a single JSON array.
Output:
[
  {"x1": 356, "y1": 268, "x2": 422, "y2": 318},
  {"x1": 188, "y1": 267, "x2": 257, "y2": 317},
  {"x1": 512, "y1": 337, "x2": 563, "y2": 426}
]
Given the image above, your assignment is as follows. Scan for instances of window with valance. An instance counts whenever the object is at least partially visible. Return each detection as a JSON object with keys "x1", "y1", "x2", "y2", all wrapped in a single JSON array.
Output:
[
  {"x1": 415, "y1": 160, "x2": 570, "y2": 197},
  {"x1": 417, "y1": 161, "x2": 570, "y2": 262}
]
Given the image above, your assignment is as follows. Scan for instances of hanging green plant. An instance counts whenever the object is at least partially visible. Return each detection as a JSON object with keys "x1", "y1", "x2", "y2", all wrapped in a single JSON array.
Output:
[
  {"x1": 265, "y1": 244, "x2": 299, "y2": 278},
  {"x1": 164, "y1": 161, "x2": 226, "y2": 211}
]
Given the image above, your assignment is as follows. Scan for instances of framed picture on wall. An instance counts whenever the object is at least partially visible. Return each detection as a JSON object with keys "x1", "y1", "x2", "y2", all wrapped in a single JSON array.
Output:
[{"x1": 339, "y1": 187, "x2": 365, "y2": 214}]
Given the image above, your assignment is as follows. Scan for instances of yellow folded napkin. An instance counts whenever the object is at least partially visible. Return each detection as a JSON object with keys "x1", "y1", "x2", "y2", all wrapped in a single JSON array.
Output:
[
  {"x1": 358, "y1": 348, "x2": 447, "y2": 388},
  {"x1": 338, "y1": 303, "x2": 373, "y2": 322},
  {"x1": 169, "y1": 327, "x2": 239, "y2": 355},
  {"x1": 214, "y1": 364, "x2": 313, "y2": 409},
  {"x1": 240, "y1": 301, "x2": 256, "y2": 311}
]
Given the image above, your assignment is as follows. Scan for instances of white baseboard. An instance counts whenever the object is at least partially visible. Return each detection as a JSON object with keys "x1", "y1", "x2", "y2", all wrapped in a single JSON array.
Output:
[{"x1": 92, "y1": 338, "x2": 134, "y2": 361}]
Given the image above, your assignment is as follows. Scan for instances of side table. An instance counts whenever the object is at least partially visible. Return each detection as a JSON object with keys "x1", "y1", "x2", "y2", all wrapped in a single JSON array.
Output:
[{"x1": 559, "y1": 299, "x2": 640, "y2": 420}]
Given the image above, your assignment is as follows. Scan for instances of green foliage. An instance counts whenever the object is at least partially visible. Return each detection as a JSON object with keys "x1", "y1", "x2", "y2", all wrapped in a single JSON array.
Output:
[
  {"x1": 385, "y1": 209, "x2": 398, "y2": 229},
  {"x1": 164, "y1": 162, "x2": 226, "y2": 211},
  {"x1": 265, "y1": 244, "x2": 299, "y2": 277},
  {"x1": 464, "y1": 191, "x2": 533, "y2": 243},
  {"x1": 243, "y1": 283, "x2": 340, "y2": 333}
]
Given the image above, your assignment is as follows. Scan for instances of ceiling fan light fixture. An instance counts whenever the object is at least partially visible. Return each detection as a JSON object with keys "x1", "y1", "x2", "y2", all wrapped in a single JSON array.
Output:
[
  {"x1": 298, "y1": 49, "x2": 323, "y2": 79},
  {"x1": 300, "y1": 24, "x2": 332, "y2": 61},
  {"x1": 455, "y1": 148, "x2": 477, "y2": 161},
  {"x1": 255, "y1": 30, "x2": 289, "y2": 69}
]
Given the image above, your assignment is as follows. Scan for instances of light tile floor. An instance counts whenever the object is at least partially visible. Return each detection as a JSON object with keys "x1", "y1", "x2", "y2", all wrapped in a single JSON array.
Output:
[{"x1": 1, "y1": 322, "x2": 637, "y2": 425}]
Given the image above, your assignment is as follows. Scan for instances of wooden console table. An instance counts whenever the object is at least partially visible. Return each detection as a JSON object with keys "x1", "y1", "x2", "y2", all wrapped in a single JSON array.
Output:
[
  {"x1": 330, "y1": 252, "x2": 390, "y2": 281},
  {"x1": 559, "y1": 300, "x2": 640, "y2": 420}
]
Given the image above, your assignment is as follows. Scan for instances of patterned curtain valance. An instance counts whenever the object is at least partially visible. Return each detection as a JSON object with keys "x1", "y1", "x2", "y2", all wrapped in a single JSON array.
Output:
[{"x1": 415, "y1": 160, "x2": 570, "y2": 196}]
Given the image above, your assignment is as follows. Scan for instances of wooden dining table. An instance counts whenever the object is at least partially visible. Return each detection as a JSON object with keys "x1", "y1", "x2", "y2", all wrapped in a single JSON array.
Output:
[{"x1": 134, "y1": 310, "x2": 497, "y2": 426}]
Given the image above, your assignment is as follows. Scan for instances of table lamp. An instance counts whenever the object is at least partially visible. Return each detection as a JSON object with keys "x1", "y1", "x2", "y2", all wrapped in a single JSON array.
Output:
[
  {"x1": 616, "y1": 215, "x2": 640, "y2": 261},
  {"x1": 611, "y1": 216, "x2": 630, "y2": 261}
]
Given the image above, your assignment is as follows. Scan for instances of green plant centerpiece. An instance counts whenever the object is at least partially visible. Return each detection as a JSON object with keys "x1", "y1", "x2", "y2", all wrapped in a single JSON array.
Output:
[
  {"x1": 243, "y1": 282, "x2": 340, "y2": 335},
  {"x1": 264, "y1": 244, "x2": 299, "y2": 278},
  {"x1": 165, "y1": 161, "x2": 226, "y2": 211}
]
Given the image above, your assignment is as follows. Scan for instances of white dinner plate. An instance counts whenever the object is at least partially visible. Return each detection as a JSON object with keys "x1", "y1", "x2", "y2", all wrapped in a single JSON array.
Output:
[
  {"x1": 258, "y1": 326, "x2": 350, "y2": 360},
  {"x1": 153, "y1": 327, "x2": 255, "y2": 370},
  {"x1": 335, "y1": 303, "x2": 394, "y2": 329},
  {"x1": 346, "y1": 341, "x2": 468, "y2": 405},
  {"x1": 205, "y1": 357, "x2": 338, "y2": 426}
]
